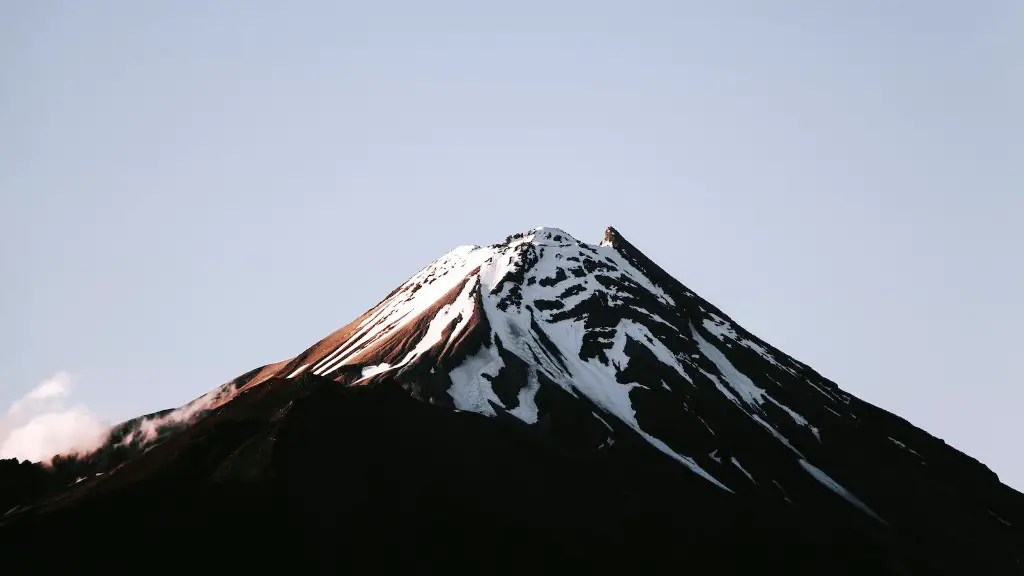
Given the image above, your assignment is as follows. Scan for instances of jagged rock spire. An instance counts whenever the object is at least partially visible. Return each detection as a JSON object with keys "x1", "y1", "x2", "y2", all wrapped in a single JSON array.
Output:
[{"x1": 602, "y1": 225, "x2": 624, "y2": 248}]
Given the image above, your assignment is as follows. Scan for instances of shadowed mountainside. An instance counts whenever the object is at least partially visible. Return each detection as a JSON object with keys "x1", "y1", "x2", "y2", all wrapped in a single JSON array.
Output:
[{"x1": 1, "y1": 226, "x2": 1020, "y2": 575}]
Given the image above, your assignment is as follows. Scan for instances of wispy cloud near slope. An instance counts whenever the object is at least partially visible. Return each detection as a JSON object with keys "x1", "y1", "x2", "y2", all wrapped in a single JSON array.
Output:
[{"x1": 0, "y1": 373, "x2": 110, "y2": 463}]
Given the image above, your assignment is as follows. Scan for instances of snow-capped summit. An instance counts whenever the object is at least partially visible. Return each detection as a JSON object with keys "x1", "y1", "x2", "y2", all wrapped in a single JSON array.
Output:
[
  {"x1": 217, "y1": 224, "x2": 1011, "y2": 503},
  {"x1": 522, "y1": 226, "x2": 578, "y2": 243},
  {"x1": 2, "y1": 225, "x2": 1020, "y2": 575}
]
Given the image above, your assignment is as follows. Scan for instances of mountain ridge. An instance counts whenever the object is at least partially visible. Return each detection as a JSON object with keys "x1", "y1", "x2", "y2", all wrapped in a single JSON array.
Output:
[{"x1": 1, "y1": 225, "x2": 1020, "y2": 575}]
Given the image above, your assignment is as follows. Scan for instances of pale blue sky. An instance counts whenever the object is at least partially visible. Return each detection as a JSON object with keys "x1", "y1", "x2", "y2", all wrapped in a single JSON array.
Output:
[{"x1": 1, "y1": 2, "x2": 1021, "y2": 489}]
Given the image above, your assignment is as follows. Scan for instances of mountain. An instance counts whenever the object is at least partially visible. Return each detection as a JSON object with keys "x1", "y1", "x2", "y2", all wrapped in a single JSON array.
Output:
[{"x1": 1, "y1": 226, "x2": 1021, "y2": 575}]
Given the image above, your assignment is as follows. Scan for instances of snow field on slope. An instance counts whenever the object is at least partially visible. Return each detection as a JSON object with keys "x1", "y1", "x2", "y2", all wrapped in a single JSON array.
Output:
[
  {"x1": 455, "y1": 235, "x2": 731, "y2": 491},
  {"x1": 353, "y1": 277, "x2": 481, "y2": 383},
  {"x1": 693, "y1": 329, "x2": 820, "y2": 447},
  {"x1": 310, "y1": 245, "x2": 494, "y2": 377},
  {"x1": 290, "y1": 228, "x2": 736, "y2": 491},
  {"x1": 701, "y1": 315, "x2": 843, "y2": 405}
]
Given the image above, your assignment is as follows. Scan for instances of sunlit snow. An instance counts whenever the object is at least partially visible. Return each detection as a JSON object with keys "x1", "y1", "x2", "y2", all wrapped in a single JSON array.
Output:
[
  {"x1": 286, "y1": 363, "x2": 311, "y2": 379},
  {"x1": 290, "y1": 227, "x2": 831, "y2": 494}
]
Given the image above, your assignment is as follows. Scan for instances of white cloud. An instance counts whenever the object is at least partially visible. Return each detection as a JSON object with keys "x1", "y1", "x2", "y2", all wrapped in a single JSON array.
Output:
[
  {"x1": 0, "y1": 409, "x2": 109, "y2": 463},
  {"x1": 0, "y1": 373, "x2": 110, "y2": 463},
  {"x1": 24, "y1": 373, "x2": 73, "y2": 402},
  {"x1": 7, "y1": 372, "x2": 74, "y2": 415},
  {"x1": 130, "y1": 382, "x2": 236, "y2": 445}
]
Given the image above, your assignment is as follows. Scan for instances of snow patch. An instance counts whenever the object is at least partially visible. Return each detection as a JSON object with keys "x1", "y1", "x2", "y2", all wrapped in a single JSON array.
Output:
[
  {"x1": 751, "y1": 413, "x2": 803, "y2": 456},
  {"x1": 731, "y1": 457, "x2": 757, "y2": 484},
  {"x1": 641, "y1": 431, "x2": 732, "y2": 492},
  {"x1": 888, "y1": 436, "x2": 923, "y2": 458},
  {"x1": 286, "y1": 363, "x2": 311, "y2": 379},
  {"x1": 606, "y1": 321, "x2": 691, "y2": 383},
  {"x1": 702, "y1": 317, "x2": 737, "y2": 340},
  {"x1": 592, "y1": 412, "x2": 615, "y2": 432},
  {"x1": 990, "y1": 511, "x2": 1012, "y2": 527},
  {"x1": 697, "y1": 415, "x2": 716, "y2": 436},
  {"x1": 695, "y1": 330, "x2": 766, "y2": 405},
  {"x1": 773, "y1": 480, "x2": 795, "y2": 504},
  {"x1": 695, "y1": 329, "x2": 815, "y2": 446},
  {"x1": 632, "y1": 306, "x2": 679, "y2": 332},
  {"x1": 525, "y1": 227, "x2": 578, "y2": 245},
  {"x1": 448, "y1": 343, "x2": 506, "y2": 417},
  {"x1": 360, "y1": 363, "x2": 392, "y2": 379},
  {"x1": 596, "y1": 244, "x2": 675, "y2": 306},
  {"x1": 798, "y1": 460, "x2": 888, "y2": 525},
  {"x1": 508, "y1": 366, "x2": 542, "y2": 424},
  {"x1": 703, "y1": 317, "x2": 803, "y2": 377}
]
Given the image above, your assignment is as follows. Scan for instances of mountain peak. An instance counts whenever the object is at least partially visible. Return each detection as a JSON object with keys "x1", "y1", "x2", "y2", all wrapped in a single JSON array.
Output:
[
  {"x1": 601, "y1": 225, "x2": 624, "y2": 248},
  {"x1": 4, "y1": 224, "x2": 1021, "y2": 575},
  {"x1": 528, "y1": 226, "x2": 576, "y2": 240},
  {"x1": 497, "y1": 226, "x2": 580, "y2": 248}
]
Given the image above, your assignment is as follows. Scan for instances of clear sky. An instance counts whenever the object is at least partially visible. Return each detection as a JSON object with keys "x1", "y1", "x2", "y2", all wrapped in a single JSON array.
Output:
[{"x1": 1, "y1": 2, "x2": 1021, "y2": 489}]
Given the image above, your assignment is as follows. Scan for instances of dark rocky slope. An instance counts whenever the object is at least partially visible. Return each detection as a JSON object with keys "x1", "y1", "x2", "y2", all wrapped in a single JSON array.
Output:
[
  {"x1": 1, "y1": 226, "x2": 1020, "y2": 575},
  {"x1": 0, "y1": 375, "x2": 975, "y2": 574}
]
